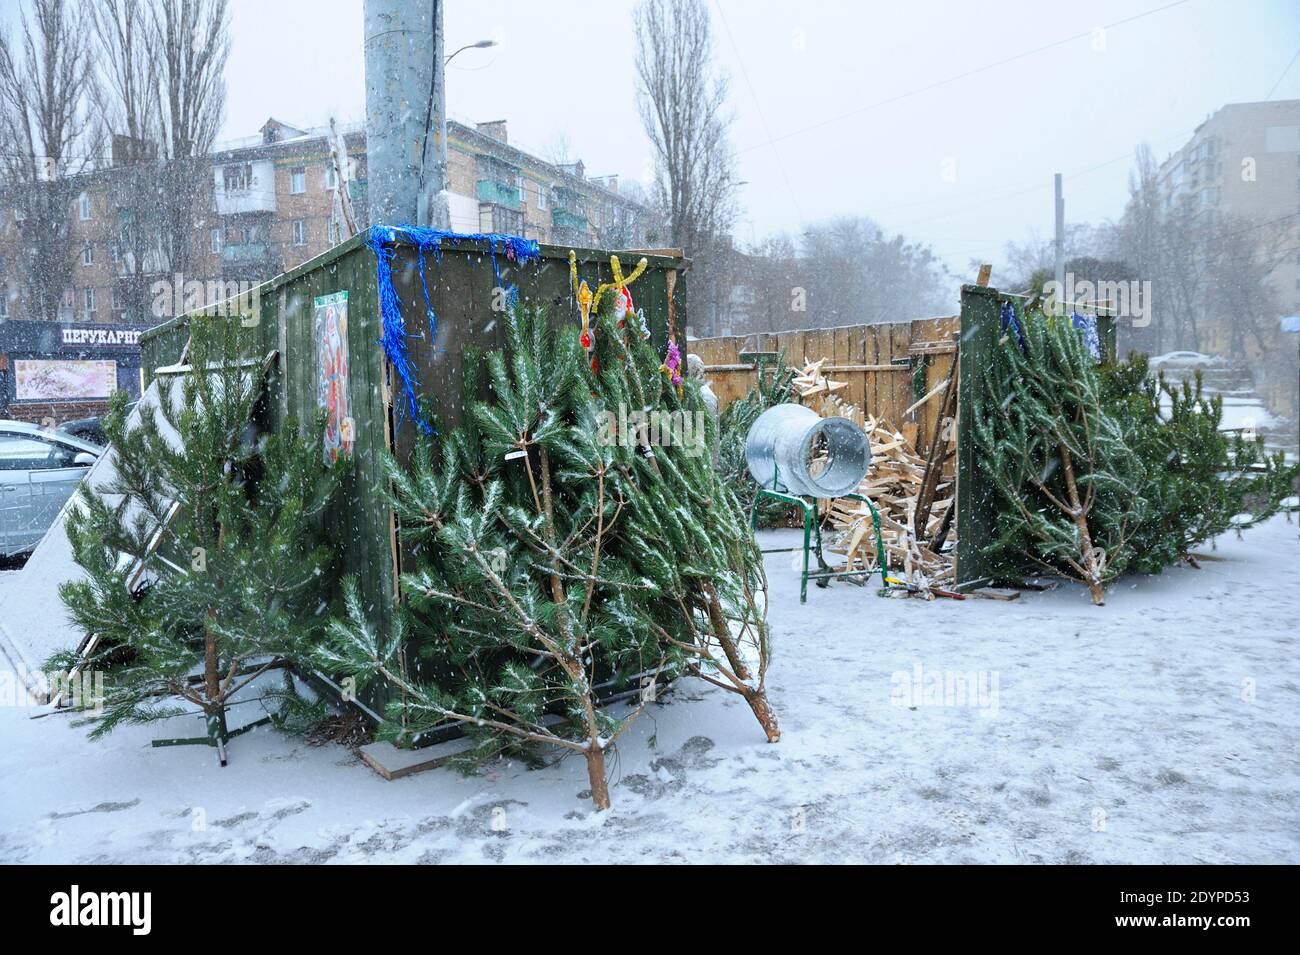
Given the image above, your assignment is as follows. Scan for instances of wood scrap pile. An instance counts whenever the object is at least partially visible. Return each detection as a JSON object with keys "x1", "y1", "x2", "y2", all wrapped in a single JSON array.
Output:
[
  {"x1": 792, "y1": 358, "x2": 848, "y2": 400},
  {"x1": 821, "y1": 414, "x2": 957, "y2": 594}
]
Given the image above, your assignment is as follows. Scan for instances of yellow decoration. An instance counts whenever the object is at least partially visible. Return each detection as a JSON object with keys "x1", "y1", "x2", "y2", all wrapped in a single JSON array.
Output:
[
  {"x1": 592, "y1": 254, "x2": 649, "y2": 314},
  {"x1": 569, "y1": 250, "x2": 596, "y2": 354}
]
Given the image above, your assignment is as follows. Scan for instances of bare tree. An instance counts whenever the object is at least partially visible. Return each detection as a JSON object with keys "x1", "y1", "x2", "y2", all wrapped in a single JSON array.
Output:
[
  {"x1": 152, "y1": 0, "x2": 229, "y2": 277},
  {"x1": 634, "y1": 0, "x2": 737, "y2": 334},
  {"x1": 0, "y1": 0, "x2": 99, "y2": 320},
  {"x1": 90, "y1": 0, "x2": 160, "y2": 143},
  {"x1": 90, "y1": 0, "x2": 165, "y2": 323}
]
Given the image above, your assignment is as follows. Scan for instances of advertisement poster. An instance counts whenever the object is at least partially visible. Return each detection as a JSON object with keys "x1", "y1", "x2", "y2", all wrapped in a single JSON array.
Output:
[
  {"x1": 14, "y1": 359, "x2": 117, "y2": 400},
  {"x1": 313, "y1": 291, "x2": 353, "y2": 465}
]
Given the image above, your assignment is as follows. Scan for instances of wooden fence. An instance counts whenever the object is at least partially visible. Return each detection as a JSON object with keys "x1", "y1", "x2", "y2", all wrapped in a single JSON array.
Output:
[{"x1": 689, "y1": 316, "x2": 959, "y2": 455}]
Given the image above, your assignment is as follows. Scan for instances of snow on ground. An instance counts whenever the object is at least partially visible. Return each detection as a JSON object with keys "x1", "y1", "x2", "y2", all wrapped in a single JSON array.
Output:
[{"x1": 2, "y1": 517, "x2": 1298, "y2": 864}]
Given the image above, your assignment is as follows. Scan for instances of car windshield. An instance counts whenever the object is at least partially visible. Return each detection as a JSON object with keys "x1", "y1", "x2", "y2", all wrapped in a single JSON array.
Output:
[{"x1": 0, "y1": 433, "x2": 84, "y2": 469}]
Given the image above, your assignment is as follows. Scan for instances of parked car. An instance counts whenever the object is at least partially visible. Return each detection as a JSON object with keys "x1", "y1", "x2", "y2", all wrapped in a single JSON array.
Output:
[
  {"x1": 56, "y1": 416, "x2": 109, "y2": 447},
  {"x1": 0, "y1": 420, "x2": 103, "y2": 558},
  {"x1": 55, "y1": 401, "x2": 136, "y2": 448}
]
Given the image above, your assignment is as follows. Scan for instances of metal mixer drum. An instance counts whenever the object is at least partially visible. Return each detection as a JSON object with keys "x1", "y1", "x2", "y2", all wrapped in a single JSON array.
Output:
[{"x1": 744, "y1": 403, "x2": 871, "y2": 498}]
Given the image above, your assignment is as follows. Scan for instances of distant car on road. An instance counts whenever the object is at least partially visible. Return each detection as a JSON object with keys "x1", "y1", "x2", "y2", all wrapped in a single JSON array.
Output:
[{"x1": 0, "y1": 420, "x2": 103, "y2": 558}]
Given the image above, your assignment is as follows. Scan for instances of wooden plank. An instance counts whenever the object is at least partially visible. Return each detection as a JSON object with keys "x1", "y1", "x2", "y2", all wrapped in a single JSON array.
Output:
[
  {"x1": 889, "y1": 322, "x2": 912, "y2": 428},
  {"x1": 358, "y1": 736, "x2": 475, "y2": 781}
]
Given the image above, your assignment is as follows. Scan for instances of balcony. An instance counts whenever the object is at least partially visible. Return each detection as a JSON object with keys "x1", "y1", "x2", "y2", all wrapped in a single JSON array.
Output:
[
  {"x1": 213, "y1": 159, "x2": 277, "y2": 215},
  {"x1": 215, "y1": 188, "x2": 277, "y2": 216},
  {"x1": 552, "y1": 208, "x2": 588, "y2": 232},
  {"x1": 222, "y1": 242, "x2": 273, "y2": 265},
  {"x1": 476, "y1": 179, "x2": 521, "y2": 210}
]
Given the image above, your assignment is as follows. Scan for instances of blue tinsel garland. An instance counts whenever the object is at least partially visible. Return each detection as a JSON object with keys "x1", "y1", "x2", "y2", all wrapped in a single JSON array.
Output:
[
  {"x1": 1000, "y1": 300, "x2": 1025, "y2": 350},
  {"x1": 366, "y1": 225, "x2": 541, "y2": 435},
  {"x1": 1070, "y1": 311, "x2": 1101, "y2": 361}
]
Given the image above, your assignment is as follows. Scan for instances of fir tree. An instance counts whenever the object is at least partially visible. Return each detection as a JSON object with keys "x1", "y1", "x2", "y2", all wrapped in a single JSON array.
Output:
[
  {"x1": 1100, "y1": 353, "x2": 1298, "y2": 565},
  {"x1": 972, "y1": 303, "x2": 1147, "y2": 604},
  {"x1": 717, "y1": 351, "x2": 797, "y2": 526},
  {"x1": 319, "y1": 299, "x2": 777, "y2": 810},
  {"x1": 55, "y1": 317, "x2": 346, "y2": 762}
]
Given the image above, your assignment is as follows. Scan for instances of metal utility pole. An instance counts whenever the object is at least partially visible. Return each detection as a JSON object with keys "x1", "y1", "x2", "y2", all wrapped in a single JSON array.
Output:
[
  {"x1": 1053, "y1": 172, "x2": 1065, "y2": 310},
  {"x1": 363, "y1": 0, "x2": 448, "y2": 229}
]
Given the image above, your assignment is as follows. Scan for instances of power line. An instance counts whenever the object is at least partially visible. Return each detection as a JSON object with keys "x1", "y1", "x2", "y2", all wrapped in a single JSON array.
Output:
[
  {"x1": 736, "y1": 0, "x2": 1191, "y2": 154},
  {"x1": 1265, "y1": 43, "x2": 1300, "y2": 100},
  {"x1": 714, "y1": 0, "x2": 804, "y2": 226}
]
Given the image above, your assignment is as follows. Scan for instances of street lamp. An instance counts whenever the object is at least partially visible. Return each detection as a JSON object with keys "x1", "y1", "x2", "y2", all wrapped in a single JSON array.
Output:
[{"x1": 446, "y1": 39, "x2": 497, "y2": 65}]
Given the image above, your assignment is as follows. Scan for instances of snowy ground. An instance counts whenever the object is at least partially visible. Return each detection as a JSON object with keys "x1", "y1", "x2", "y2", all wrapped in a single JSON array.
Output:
[{"x1": 2, "y1": 517, "x2": 1298, "y2": 864}]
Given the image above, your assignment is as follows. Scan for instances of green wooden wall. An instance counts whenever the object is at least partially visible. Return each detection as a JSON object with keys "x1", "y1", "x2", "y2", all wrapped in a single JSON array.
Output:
[
  {"x1": 955, "y1": 284, "x2": 1117, "y2": 590},
  {"x1": 138, "y1": 231, "x2": 686, "y2": 714}
]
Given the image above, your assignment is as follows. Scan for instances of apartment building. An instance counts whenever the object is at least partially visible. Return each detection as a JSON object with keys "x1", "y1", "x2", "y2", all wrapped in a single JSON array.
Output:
[
  {"x1": 1157, "y1": 99, "x2": 1300, "y2": 316},
  {"x1": 0, "y1": 116, "x2": 659, "y2": 327}
]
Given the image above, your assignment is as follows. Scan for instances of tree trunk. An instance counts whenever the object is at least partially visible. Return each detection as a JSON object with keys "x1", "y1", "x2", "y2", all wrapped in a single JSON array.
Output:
[
  {"x1": 1057, "y1": 444, "x2": 1106, "y2": 606},
  {"x1": 701, "y1": 583, "x2": 751, "y2": 681},
  {"x1": 742, "y1": 687, "x2": 781, "y2": 743},
  {"x1": 585, "y1": 746, "x2": 611, "y2": 810},
  {"x1": 203, "y1": 609, "x2": 221, "y2": 706}
]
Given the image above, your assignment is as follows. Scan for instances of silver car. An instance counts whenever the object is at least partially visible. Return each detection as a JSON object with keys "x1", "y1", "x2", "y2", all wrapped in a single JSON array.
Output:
[{"x1": 0, "y1": 420, "x2": 102, "y2": 558}]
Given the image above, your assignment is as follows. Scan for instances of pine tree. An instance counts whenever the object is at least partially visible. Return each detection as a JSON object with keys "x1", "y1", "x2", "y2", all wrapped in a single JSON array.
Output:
[
  {"x1": 55, "y1": 317, "x2": 346, "y2": 762},
  {"x1": 718, "y1": 351, "x2": 797, "y2": 526},
  {"x1": 972, "y1": 303, "x2": 1147, "y2": 604},
  {"x1": 318, "y1": 299, "x2": 777, "y2": 810},
  {"x1": 1100, "y1": 353, "x2": 1298, "y2": 565}
]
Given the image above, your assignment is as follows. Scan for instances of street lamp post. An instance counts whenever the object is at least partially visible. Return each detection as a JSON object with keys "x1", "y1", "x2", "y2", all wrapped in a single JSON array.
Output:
[{"x1": 446, "y1": 39, "x2": 497, "y2": 66}]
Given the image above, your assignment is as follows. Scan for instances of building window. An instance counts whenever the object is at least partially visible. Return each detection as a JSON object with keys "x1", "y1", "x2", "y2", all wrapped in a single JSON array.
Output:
[
  {"x1": 78, "y1": 192, "x2": 91, "y2": 220},
  {"x1": 109, "y1": 244, "x2": 120, "y2": 264},
  {"x1": 83, "y1": 287, "x2": 97, "y2": 315},
  {"x1": 62, "y1": 288, "x2": 74, "y2": 310},
  {"x1": 112, "y1": 286, "x2": 124, "y2": 313},
  {"x1": 211, "y1": 228, "x2": 224, "y2": 254},
  {"x1": 292, "y1": 219, "x2": 306, "y2": 246},
  {"x1": 14, "y1": 206, "x2": 25, "y2": 223},
  {"x1": 81, "y1": 242, "x2": 93, "y2": 266},
  {"x1": 327, "y1": 218, "x2": 339, "y2": 244},
  {"x1": 537, "y1": 184, "x2": 548, "y2": 211},
  {"x1": 326, "y1": 166, "x2": 339, "y2": 190},
  {"x1": 518, "y1": 175, "x2": 528, "y2": 205},
  {"x1": 0, "y1": 285, "x2": 7, "y2": 318},
  {"x1": 290, "y1": 167, "x2": 306, "y2": 194}
]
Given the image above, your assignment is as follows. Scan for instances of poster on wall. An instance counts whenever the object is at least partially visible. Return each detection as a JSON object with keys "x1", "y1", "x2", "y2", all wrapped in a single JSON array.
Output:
[
  {"x1": 313, "y1": 291, "x2": 353, "y2": 465},
  {"x1": 14, "y1": 359, "x2": 117, "y2": 401}
]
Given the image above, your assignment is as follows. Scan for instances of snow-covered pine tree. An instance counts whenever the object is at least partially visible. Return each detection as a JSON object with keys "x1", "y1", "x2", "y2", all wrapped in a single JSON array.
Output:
[
  {"x1": 318, "y1": 299, "x2": 777, "y2": 810},
  {"x1": 55, "y1": 317, "x2": 346, "y2": 761},
  {"x1": 972, "y1": 303, "x2": 1147, "y2": 604}
]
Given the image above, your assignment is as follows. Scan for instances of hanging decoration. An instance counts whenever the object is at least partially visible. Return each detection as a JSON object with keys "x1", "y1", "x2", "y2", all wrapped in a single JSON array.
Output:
[
  {"x1": 999, "y1": 299, "x2": 1025, "y2": 350},
  {"x1": 568, "y1": 250, "x2": 599, "y2": 373},
  {"x1": 369, "y1": 225, "x2": 540, "y2": 435},
  {"x1": 661, "y1": 339, "x2": 683, "y2": 398},
  {"x1": 569, "y1": 251, "x2": 652, "y2": 374},
  {"x1": 1070, "y1": 311, "x2": 1102, "y2": 361}
]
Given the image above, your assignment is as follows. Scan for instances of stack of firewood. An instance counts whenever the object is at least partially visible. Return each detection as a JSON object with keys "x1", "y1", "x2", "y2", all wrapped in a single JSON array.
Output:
[{"x1": 820, "y1": 414, "x2": 956, "y2": 591}]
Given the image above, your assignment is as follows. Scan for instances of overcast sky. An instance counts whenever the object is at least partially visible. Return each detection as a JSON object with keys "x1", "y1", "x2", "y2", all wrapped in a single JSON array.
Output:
[{"x1": 8, "y1": 0, "x2": 1297, "y2": 281}]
